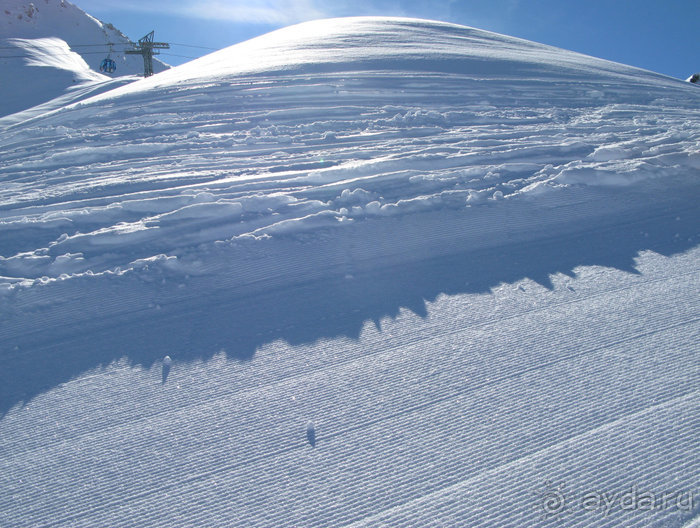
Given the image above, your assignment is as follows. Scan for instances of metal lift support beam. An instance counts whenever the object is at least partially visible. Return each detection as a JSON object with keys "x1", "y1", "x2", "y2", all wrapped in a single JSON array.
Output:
[{"x1": 125, "y1": 31, "x2": 169, "y2": 77}]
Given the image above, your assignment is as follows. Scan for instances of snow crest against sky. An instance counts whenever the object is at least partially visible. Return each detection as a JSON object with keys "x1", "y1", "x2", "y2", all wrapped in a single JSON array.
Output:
[{"x1": 74, "y1": 0, "x2": 698, "y2": 79}]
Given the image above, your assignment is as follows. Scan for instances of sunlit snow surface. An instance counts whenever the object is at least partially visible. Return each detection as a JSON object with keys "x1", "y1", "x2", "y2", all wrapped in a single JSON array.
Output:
[{"x1": 0, "y1": 17, "x2": 699, "y2": 528}]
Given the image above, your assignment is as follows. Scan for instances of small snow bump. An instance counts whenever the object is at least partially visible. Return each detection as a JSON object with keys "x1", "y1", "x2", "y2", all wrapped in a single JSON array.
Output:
[
  {"x1": 466, "y1": 190, "x2": 487, "y2": 205},
  {"x1": 336, "y1": 188, "x2": 377, "y2": 206},
  {"x1": 589, "y1": 145, "x2": 630, "y2": 162},
  {"x1": 162, "y1": 355, "x2": 172, "y2": 384}
]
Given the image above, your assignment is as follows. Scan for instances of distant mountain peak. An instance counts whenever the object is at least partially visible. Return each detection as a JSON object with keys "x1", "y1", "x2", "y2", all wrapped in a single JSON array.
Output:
[{"x1": 0, "y1": 0, "x2": 169, "y2": 116}]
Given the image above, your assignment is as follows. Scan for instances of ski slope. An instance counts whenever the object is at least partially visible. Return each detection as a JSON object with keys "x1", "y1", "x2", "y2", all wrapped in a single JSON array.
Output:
[{"x1": 0, "y1": 17, "x2": 699, "y2": 528}]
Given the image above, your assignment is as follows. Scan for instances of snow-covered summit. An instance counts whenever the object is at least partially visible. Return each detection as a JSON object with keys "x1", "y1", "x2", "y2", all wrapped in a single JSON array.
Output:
[{"x1": 101, "y1": 16, "x2": 674, "y2": 96}]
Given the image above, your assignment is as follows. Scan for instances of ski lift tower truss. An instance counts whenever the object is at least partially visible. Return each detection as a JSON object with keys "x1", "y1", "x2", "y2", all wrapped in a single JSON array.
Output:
[{"x1": 125, "y1": 31, "x2": 169, "y2": 77}]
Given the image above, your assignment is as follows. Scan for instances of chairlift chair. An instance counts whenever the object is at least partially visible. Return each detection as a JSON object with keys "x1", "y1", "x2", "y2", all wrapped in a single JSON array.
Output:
[{"x1": 100, "y1": 56, "x2": 117, "y2": 74}]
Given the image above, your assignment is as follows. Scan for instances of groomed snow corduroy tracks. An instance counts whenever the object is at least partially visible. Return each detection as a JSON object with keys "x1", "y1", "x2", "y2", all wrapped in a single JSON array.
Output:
[{"x1": 0, "y1": 17, "x2": 698, "y2": 528}]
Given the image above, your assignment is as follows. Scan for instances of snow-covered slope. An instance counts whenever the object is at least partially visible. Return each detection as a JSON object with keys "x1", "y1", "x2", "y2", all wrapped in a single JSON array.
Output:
[
  {"x1": 0, "y1": 17, "x2": 698, "y2": 528},
  {"x1": 0, "y1": 0, "x2": 168, "y2": 117},
  {"x1": 0, "y1": 36, "x2": 112, "y2": 117}
]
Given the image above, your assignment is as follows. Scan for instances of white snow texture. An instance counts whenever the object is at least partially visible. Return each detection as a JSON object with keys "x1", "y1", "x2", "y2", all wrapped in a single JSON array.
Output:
[{"x1": 0, "y1": 14, "x2": 699, "y2": 528}]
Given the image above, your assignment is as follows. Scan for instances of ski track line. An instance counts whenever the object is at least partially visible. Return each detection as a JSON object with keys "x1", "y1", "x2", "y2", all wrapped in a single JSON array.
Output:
[
  {"x1": 30, "y1": 390, "x2": 699, "y2": 528},
  {"x1": 2, "y1": 248, "x2": 694, "y2": 428},
  {"x1": 16, "y1": 382, "x2": 696, "y2": 524},
  {"x1": 7, "y1": 305, "x2": 695, "y2": 471},
  {"x1": 290, "y1": 394, "x2": 699, "y2": 526},
  {"x1": 338, "y1": 394, "x2": 699, "y2": 527},
  {"x1": 304, "y1": 317, "x2": 700, "y2": 443},
  {"x1": 4, "y1": 314, "x2": 696, "y2": 504},
  {"x1": 2, "y1": 261, "x2": 696, "y2": 455},
  {"x1": 362, "y1": 434, "x2": 697, "y2": 528},
  {"x1": 9, "y1": 317, "x2": 698, "y2": 527},
  {"x1": 682, "y1": 515, "x2": 700, "y2": 528},
  {"x1": 274, "y1": 396, "x2": 698, "y2": 527},
  {"x1": 450, "y1": 422, "x2": 699, "y2": 528}
]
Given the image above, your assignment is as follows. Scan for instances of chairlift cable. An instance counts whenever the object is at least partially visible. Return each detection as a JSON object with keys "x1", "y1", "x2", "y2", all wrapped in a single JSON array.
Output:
[
  {"x1": 160, "y1": 52, "x2": 200, "y2": 59},
  {"x1": 0, "y1": 41, "x2": 219, "y2": 51}
]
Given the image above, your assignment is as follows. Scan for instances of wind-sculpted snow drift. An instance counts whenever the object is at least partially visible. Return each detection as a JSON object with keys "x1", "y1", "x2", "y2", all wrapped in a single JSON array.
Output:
[{"x1": 0, "y1": 17, "x2": 698, "y2": 528}]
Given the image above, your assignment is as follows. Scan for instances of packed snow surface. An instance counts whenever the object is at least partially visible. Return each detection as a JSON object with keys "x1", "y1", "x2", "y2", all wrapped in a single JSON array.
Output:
[{"x1": 0, "y1": 17, "x2": 698, "y2": 528}]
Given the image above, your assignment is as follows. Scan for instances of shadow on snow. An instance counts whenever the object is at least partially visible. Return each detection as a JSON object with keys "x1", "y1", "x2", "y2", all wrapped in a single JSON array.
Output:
[{"x1": 0, "y1": 198, "x2": 698, "y2": 417}]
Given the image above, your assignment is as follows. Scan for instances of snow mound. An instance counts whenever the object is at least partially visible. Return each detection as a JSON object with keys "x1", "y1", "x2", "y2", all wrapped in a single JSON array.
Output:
[
  {"x1": 0, "y1": 17, "x2": 697, "y2": 289},
  {"x1": 99, "y1": 17, "x2": 669, "y2": 97}
]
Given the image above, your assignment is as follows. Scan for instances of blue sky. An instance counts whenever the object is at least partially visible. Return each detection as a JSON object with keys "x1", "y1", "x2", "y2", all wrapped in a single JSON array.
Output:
[{"x1": 74, "y1": 0, "x2": 698, "y2": 79}]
